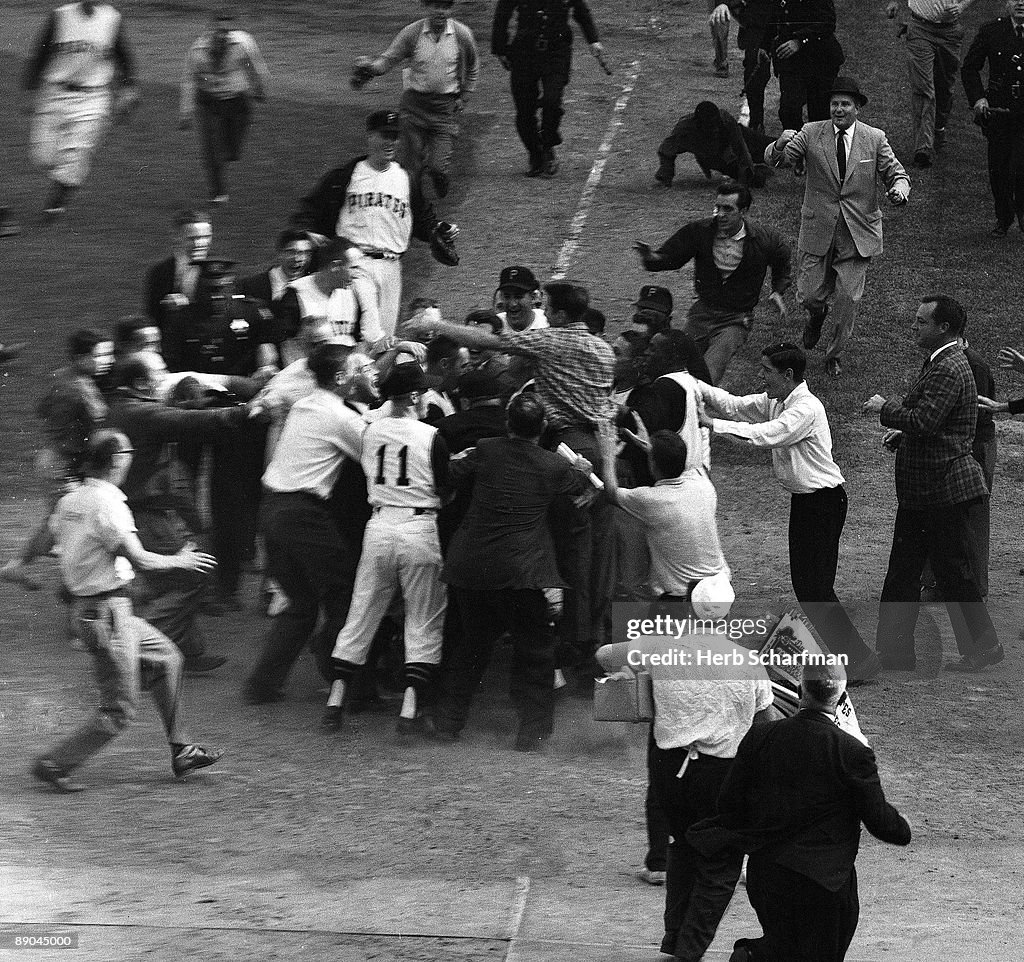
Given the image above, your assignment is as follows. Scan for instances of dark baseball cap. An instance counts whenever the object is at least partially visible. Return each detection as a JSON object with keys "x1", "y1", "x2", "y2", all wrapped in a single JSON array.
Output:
[
  {"x1": 634, "y1": 285, "x2": 672, "y2": 313},
  {"x1": 380, "y1": 361, "x2": 426, "y2": 398},
  {"x1": 498, "y1": 266, "x2": 539, "y2": 293},
  {"x1": 367, "y1": 110, "x2": 401, "y2": 135},
  {"x1": 198, "y1": 258, "x2": 236, "y2": 280}
]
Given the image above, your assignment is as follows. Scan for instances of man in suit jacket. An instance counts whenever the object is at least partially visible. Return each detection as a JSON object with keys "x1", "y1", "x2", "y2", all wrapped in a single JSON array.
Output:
[
  {"x1": 766, "y1": 77, "x2": 910, "y2": 378},
  {"x1": 694, "y1": 665, "x2": 911, "y2": 962},
  {"x1": 864, "y1": 295, "x2": 1002, "y2": 673},
  {"x1": 144, "y1": 209, "x2": 213, "y2": 329}
]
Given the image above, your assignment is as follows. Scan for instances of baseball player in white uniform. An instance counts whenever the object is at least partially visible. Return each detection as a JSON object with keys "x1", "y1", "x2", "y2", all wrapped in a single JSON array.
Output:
[
  {"x1": 293, "y1": 110, "x2": 457, "y2": 339},
  {"x1": 324, "y1": 362, "x2": 450, "y2": 733},
  {"x1": 23, "y1": 1, "x2": 138, "y2": 217}
]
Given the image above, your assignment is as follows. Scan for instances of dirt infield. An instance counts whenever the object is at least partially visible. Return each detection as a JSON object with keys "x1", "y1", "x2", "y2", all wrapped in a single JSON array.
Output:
[{"x1": 1, "y1": 0, "x2": 1022, "y2": 959}]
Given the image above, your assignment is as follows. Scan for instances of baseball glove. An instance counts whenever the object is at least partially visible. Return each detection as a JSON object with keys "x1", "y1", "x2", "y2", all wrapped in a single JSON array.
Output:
[
  {"x1": 429, "y1": 221, "x2": 459, "y2": 267},
  {"x1": 350, "y1": 57, "x2": 377, "y2": 90}
]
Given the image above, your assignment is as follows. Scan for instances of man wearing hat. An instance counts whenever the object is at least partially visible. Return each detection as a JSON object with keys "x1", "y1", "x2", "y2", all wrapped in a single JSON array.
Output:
[
  {"x1": 632, "y1": 285, "x2": 673, "y2": 337},
  {"x1": 292, "y1": 109, "x2": 455, "y2": 337},
  {"x1": 325, "y1": 362, "x2": 451, "y2": 733},
  {"x1": 636, "y1": 180, "x2": 791, "y2": 384},
  {"x1": 766, "y1": 78, "x2": 910, "y2": 377},
  {"x1": 350, "y1": 0, "x2": 479, "y2": 200},
  {"x1": 495, "y1": 265, "x2": 549, "y2": 332}
]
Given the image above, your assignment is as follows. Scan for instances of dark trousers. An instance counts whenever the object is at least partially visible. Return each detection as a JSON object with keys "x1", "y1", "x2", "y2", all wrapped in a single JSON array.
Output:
[
  {"x1": 548, "y1": 426, "x2": 615, "y2": 672},
  {"x1": 789, "y1": 485, "x2": 872, "y2": 667},
  {"x1": 210, "y1": 426, "x2": 266, "y2": 594},
  {"x1": 645, "y1": 726, "x2": 670, "y2": 872},
  {"x1": 656, "y1": 126, "x2": 774, "y2": 186},
  {"x1": 650, "y1": 747, "x2": 742, "y2": 961},
  {"x1": 742, "y1": 46, "x2": 771, "y2": 130},
  {"x1": 247, "y1": 492, "x2": 361, "y2": 696},
  {"x1": 434, "y1": 587, "x2": 554, "y2": 739},
  {"x1": 778, "y1": 64, "x2": 839, "y2": 130},
  {"x1": 196, "y1": 92, "x2": 252, "y2": 197},
  {"x1": 509, "y1": 48, "x2": 572, "y2": 158},
  {"x1": 877, "y1": 498, "x2": 999, "y2": 661},
  {"x1": 745, "y1": 857, "x2": 859, "y2": 962},
  {"x1": 983, "y1": 113, "x2": 1024, "y2": 228},
  {"x1": 132, "y1": 507, "x2": 210, "y2": 659}
]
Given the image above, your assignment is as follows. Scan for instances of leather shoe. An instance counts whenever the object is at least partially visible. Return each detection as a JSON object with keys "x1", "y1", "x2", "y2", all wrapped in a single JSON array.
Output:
[
  {"x1": 877, "y1": 651, "x2": 916, "y2": 671},
  {"x1": 32, "y1": 758, "x2": 85, "y2": 793},
  {"x1": 172, "y1": 744, "x2": 223, "y2": 777},
  {"x1": 514, "y1": 731, "x2": 550, "y2": 752},
  {"x1": 825, "y1": 356, "x2": 842, "y2": 378},
  {"x1": 945, "y1": 644, "x2": 1004, "y2": 672},
  {"x1": 541, "y1": 148, "x2": 559, "y2": 177},
  {"x1": 395, "y1": 714, "x2": 426, "y2": 736},
  {"x1": 913, "y1": 150, "x2": 932, "y2": 168},
  {"x1": 422, "y1": 715, "x2": 459, "y2": 743},
  {"x1": 802, "y1": 306, "x2": 828, "y2": 349},
  {"x1": 990, "y1": 223, "x2": 1010, "y2": 237},
  {"x1": 184, "y1": 654, "x2": 227, "y2": 673},
  {"x1": 321, "y1": 705, "x2": 344, "y2": 729},
  {"x1": 847, "y1": 651, "x2": 882, "y2": 686}
]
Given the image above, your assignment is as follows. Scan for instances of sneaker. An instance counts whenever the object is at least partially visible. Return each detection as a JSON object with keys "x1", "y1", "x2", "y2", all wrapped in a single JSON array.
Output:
[
  {"x1": 32, "y1": 758, "x2": 85, "y2": 793},
  {"x1": 183, "y1": 654, "x2": 228, "y2": 673},
  {"x1": 321, "y1": 705, "x2": 344, "y2": 729},
  {"x1": 637, "y1": 868, "x2": 666, "y2": 886},
  {"x1": 172, "y1": 744, "x2": 223, "y2": 777}
]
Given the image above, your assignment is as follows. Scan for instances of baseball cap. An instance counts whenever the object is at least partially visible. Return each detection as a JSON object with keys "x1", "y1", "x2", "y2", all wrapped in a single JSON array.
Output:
[
  {"x1": 634, "y1": 285, "x2": 672, "y2": 314},
  {"x1": 498, "y1": 266, "x2": 539, "y2": 293},
  {"x1": 380, "y1": 361, "x2": 426, "y2": 398},
  {"x1": 367, "y1": 110, "x2": 401, "y2": 136},
  {"x1": 690, "y1": 571, "x2": 735, "y2": 620},
  {"x1": 198, "y1": 258, "x2": 236, "y2": 281}
]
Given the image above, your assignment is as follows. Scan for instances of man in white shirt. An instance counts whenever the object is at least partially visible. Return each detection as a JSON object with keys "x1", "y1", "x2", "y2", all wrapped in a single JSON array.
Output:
[
  {"x1": 697, "y1": 342, "x2": 879, "y2": 683},
  {"x1": 33, "y1": 429, "x2": 221, "y2": 793},
  {"x1": 245, "y1": 343, "x2": 369, "y2": 703},
  {"x1": 351, "y1": 0, "x2": 479, "y2": 200},
  {"x1": 179, "y1": 9, "x2": 270, "y2": 203}
]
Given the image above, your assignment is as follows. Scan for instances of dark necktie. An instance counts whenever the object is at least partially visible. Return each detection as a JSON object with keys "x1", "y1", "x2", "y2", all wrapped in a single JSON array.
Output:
[
  {"x1": 836, "y1": 129, "x2": 847, "y2": 181},
  {"x1": 1017, "y1": 25, "x2": 1023, "y2": 41}
]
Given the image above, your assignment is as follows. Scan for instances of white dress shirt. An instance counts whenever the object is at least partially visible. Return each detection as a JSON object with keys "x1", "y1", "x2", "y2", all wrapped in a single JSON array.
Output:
[
  {"x1": 262, "y1": 388, "x2": 366, "y2": 499},
  {"x1": 701, "y1": 381, "x2": 846, "y2": 494}
]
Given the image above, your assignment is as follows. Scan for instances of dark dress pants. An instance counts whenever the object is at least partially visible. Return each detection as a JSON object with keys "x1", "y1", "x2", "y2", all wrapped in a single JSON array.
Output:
[
  {"x1": 745, "y1": 856, "x2": 859, "y2": 962},
  {"x1": 877, "y1": 498, "x2": 998, "y2": 661},
  {"x1": 650, "y1": 747, "x2": 742, "y2": 961},
  {"x1": 983, "y1": 113, "x2": 1024, "y2": 228},
  {"x1": 778, "y1": 61, "x2": 839, "y2": 130},
  {"x1": 645, "y1": 725, "x2": 670, "y2": 873},
  {"x1": 196, "y1": 92, "x2": 252, "y2": 196},
  {"x1": 247, "y1": 492, "x2": 360, "y2": 696},
  {"x1": 132, "y1": 507, "x2": 210, "y2": 659},
  {"x1": 742, "y1": 44, "x2": 770, "y2": 130},
  {"x1": 548, "y1": 427, "x2": 615, "y2": 674},
  {"x1": 434, "y1": 587, "x2": 554, "y2": 739},
  {"x1": 210, "y1": 424, "x2": 266, "y2": 595},
  {"x1": 509, "y1": 48, "x2": 571, "y2": 158},
  {"x1": 789, "y1": 485, "x2": 872, "y2": 668}
]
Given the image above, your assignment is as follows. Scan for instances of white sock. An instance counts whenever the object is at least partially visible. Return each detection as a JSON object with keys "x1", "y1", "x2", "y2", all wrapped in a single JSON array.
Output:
[
  {"x1": 400, "y1": 686, "x2": 417, "y2": 719},
  {"x1": 553, "y1": 669, "x2": 567, "y2": 690},
  {"x1": 327, "y1": 679, "x2": 346, "y2": 709}
]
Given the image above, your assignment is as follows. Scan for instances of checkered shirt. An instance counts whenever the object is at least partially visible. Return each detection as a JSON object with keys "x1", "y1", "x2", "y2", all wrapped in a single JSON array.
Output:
[{"x1": 500, "y1": 323, "x2": 615, "y2": 430}]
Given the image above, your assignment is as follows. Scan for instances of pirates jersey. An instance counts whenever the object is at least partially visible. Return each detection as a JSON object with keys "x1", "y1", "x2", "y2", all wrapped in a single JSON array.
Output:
[
  {"x1": 336, "y1": 160, "x2": 413, "y2": 255},
  {"x1": 43, "y1": 3, "x2": 122, "y2": 89},
  {"x1": 361, "y1": 416, "x2": 441, "y2": 509}
]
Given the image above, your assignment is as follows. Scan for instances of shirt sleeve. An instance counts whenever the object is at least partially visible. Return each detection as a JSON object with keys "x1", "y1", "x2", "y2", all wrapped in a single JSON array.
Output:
[
  {"x1": 698, "y1": 383, "x2": 772, "y2": 423},
  {"x1": 615, "y1": 487, "x2": 653, "y2": 525},
  {"x1": 457, "y1": 23, "x2": 480, "y2": 93},
  {"x1": 240, "y1": 32, "x2": 270, "y2": 96},
  {"x1": 571, "y1": 0, "x2": 601, "y2": 43},
  {"x1": 352, "y1": 276, "x2": 385, "y2": 346},
  {"x1": 377, "y1": 22, "x2": 420, "y2": 71},
  {"x1": 95, "y1": 499, "x2": 137, "y2": 554},
  {"x1": 753, "y1": 679, "x2": 774, "y2": 712},
  {"x1": 713, "y1": 398, "x2": 816, "y2": 448},
  {"x1": 23, "y1": 12, "x2": 57, "y2": 90},
  {"x1": 431, "y1": 432, "x2": 451, "y2": 491},
  {"x1": 332, "y1": 407, "x2": 367, "y2": 463},
  {"x1": 498, "y1": 328, "x2": 551, "y2": 359},
  {"x1": 180, "y1": 43, "x2": 199, "y2": 116},
  {"x1": 879, "y1": 365, "x2": 962, "y2": 436}
]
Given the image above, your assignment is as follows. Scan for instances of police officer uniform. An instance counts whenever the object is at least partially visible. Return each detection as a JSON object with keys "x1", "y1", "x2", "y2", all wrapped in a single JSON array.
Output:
[
  {"x1": 491, "y1": 0, "x2": 601, "y2": 176},
  {"x1": 766, "y1": 0, "x2": 845, "y2": 131},
  {"x1": 162, "y1": 258, "x2": 275, "y2": 603},
  {"x1": 962, "y1": 14, "x2": 1024, "y2": 234}
]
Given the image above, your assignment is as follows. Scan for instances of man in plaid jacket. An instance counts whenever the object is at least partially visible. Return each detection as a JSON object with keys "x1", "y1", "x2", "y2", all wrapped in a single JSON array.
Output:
[{"x1": 863, "y1": 295, "x2": 1002, "y2": 673}]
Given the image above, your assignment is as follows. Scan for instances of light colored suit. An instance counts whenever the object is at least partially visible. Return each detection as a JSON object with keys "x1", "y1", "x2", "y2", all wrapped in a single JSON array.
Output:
[{"x1": 765, "y1": 120, "x2": 910, "y2": 361}]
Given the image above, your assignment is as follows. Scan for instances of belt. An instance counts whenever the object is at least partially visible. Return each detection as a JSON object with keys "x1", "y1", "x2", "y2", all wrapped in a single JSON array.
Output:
[
  {"x1": 909, "y1": 11, "x2": 953, "y2": 26},
  {"x1": 76, "y1": 587, "x2": 130, "y2": 602},
  {"x1": 360, "y1": 248, "x2": 402, "y2": 260},
  {"x1": 60, "y1": 82, "x2": 106, "y2": 92},
  {"x1": 373, "y1": 505, "x2": 437, "y2": 515}
]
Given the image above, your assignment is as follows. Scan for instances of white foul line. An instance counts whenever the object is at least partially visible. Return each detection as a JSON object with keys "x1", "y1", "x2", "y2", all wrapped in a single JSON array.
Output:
[
  {"x1": 503, "y1": 875, "x2": 532, "y2": 962},
  {"x1": 550, "y1": 60, "x2": 642, "y2": 280}
]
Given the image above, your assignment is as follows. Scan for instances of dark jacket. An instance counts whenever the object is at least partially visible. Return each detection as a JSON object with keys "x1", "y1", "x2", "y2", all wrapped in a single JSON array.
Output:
[
  {"x1": 880, "y1": 345, "x2": 989, "y2": 508},
  {"x1": 291, "y1": 155, "x2": 436, "y2": 244},
  {"x1": 692, "y1": 710, "x2": 911, "y2": 891},
  {"x1": 144, "y1": 257, "x2": 180, "y2": 326},
  {"x1": 962, "y1": 17, "x2": 1024, "y2": 113},
  {"x1": 443, "y1": 436, "x2": 585, "y2": 590},
  {"x1": 491, "y1": 0, "x2": 599, "y2": 57},
  {"x1": 106, "y1": 390, "x2": 245, "y2": 509},
  {"x1": 162, "y1": 295, "x2": 276, "y2": 377},
  {"x1": 766, "y1": 0, "x2": 843, "y2": 75},
  {"x1": 648, "y1": 217, "x2": 791, "y2": 314}
]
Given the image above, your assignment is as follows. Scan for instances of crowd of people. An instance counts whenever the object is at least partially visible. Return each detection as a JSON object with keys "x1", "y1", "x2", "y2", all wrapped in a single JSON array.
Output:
[{"x1": 3, "y1": 0, "x2": 1024, "y2": 960}]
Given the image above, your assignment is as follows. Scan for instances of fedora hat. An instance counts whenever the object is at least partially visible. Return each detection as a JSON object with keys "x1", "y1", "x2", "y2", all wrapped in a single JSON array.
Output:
[{"x1": 829, "y1": 76, "x2": 868, "y2": 107}]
